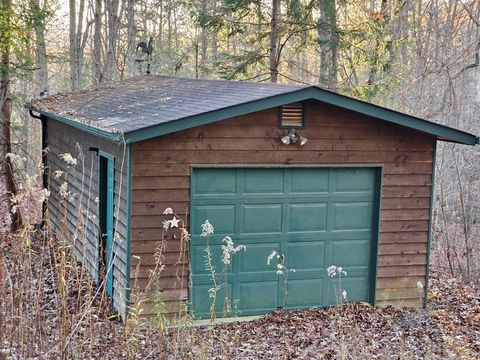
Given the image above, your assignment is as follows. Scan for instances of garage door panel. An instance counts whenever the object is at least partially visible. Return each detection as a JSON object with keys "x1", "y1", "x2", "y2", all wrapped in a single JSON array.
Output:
[
  {"x1": 290, "y1": 168, "x2": 329, "y2": 193},
  {"x1": 332, "y1": 202, "x2": 372, "y2": 231},
  {"x1": 332, "y1": 240, "x2": 370, "y2": 269},
  {"x1": 342, "y1": 277, "x2": 370, "y2": 301},
  {"x1": 239, "y1": 281, "x2": 278, "y2": 311},
  {"x1": 333, "y1": 169, "x2": 375, "y2": 193},
  {"x1": 191, "y1": 283, "x2": 232, "y2": 315},
  {"x1": 287, "y1": 241, "x2": 325, "y2": 270},
  {"x1": 191, "y1": 243, "x2": 233, "y2": 274},
  {"x1": 288, "y1": 203, "x2": 327, "y2": 232},
  {"x1": 243, "y1": 168, "x2": 284, "y2": 194},
  {"x1": 286, "y1": 279, "x2": 323, "y2": 307},
  {"x1": 239, "y1": 243, "x2": 281, "y2": 272},
  {"x1": 194, "y1": 168, "x2": 236, "y2": 195},
  {"x1": 192, "y1": 205, "x2": 235, "y2": 235},
  {"x1": 241, "y1": 204, "x2": 283, "y2": 234}
]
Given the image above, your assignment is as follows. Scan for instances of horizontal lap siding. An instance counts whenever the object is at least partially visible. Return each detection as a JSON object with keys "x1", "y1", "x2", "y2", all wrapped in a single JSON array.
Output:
[
  {"x1": 131, "y1": 102, "x2": 435, "y2": 317},
  {"x1": 46, "y1": 120, "x2": 130, "y2": 317}
]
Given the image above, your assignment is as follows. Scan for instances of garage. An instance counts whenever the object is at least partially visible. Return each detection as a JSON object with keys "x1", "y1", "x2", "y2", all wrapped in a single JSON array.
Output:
[
  {"x1": 31, "y1": 76, "x2": 479, "y2": 320},
  {"x1": 190, "y1": 167, "x2": 381, "y2": 317}
]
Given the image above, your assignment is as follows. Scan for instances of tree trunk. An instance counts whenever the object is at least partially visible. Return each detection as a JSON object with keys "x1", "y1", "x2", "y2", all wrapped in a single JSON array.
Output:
[
  {"x1": 125, "y1": 0, "x2": 136, "y2": 78},
  {"x1": 69, "y1": 0, "x2": 80, "y2": 90},
  {"x1": 318, "y1": 0, "x2": 337, "y2": 88},
  {"x1": 31, "y1": 0, "x2": 49, "y2": 96},
  {"x1": 92, "y1": 0, "x2": 103, "y2": 84},
  {"x1": 269, "y1": 0, "x2": 280, "y2": 83},
  {"x1": 1, "y1": 0, "x2": 22, "y2": 232},
  {"x1": 104, "y1": 0, "x2": 120, "y2": 82},
  {"x1": 200, "y1": 0, "x2": 207, "y2": 74}
]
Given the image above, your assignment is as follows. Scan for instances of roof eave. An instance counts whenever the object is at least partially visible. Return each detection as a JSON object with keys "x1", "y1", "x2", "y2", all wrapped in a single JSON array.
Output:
[
  {"x1": 307, "y1": 88, "x2": 478, "y2": 146},
  {"x1": 124, "y1": 87, "x2": 478, "y2": 145},
  {"x1": 123, "y1": 88, "x2": 316, "y2": 143},
  {"x1": 30, "y1": 108, "x2": 123, "y2": 143}
]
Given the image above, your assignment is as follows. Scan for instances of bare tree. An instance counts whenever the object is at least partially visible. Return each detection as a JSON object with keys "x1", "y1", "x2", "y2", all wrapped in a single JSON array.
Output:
[
  {"x1": 0, "y1": 0, "x2": 22, "y2": 231},
  {"x1": 318, "y1": 0, "x2": 337, "y2": 88},
  {"x1": 30, "y1": 0, "x2": 49, "y2": 96}
]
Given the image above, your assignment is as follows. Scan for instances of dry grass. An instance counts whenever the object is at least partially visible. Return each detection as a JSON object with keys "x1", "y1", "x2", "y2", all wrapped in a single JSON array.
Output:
[{"x1": 1, "y1": 225, "x2": 479, "y2": 360}]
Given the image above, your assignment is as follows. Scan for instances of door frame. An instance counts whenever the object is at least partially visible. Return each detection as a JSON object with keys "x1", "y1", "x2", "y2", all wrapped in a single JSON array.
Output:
[
  {"x1": 189, "y1": 164, "x2": 383, "y2": 315},
  {"x1": 99, "y1": 151, "x2": 115, "y2": 298}
]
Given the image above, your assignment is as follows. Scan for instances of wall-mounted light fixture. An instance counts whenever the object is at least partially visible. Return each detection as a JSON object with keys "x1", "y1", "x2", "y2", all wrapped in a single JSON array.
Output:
[{"x1": 281, "y1": 129, "x2": 308, "y2": 146}]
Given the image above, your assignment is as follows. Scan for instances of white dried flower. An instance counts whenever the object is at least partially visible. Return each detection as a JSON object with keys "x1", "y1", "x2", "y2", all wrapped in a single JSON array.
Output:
[
  {"x1": 327, "y1": 265, "x2": 347, "y2": 278},
  {"x1": 277, "y1": 263, "x2": 284, "y2": 270},
  {"x1": 59, "y1": 153, "x2": 77, "y2": 166},
  {"x1": 416, "y1": 281, "x2": 424, "y2": 289},
  {"x1": 267, "y1": 250, "x2": 278, "y2": 265},
  {"x1": 221, "y1": 236, "x2": 246, "y2": 265},
  {"x1": 201, "y1": 220, "x2": 214, "y2": 237},
  {"x1": 342, "y1": 290, "x2": 347, "y2": 300},
  {"x1": 53, "y1": 170, "x2": 64, "y2": 179},
  {"x1": 163, "y1": 207, "x2": 173, "y2": 215},
  {"x1": 276, "y1": 270, "x2": 284, "y2": 276},
  {"x1": 162, "y1": 220, "x2": 170, "y2": 230},
  {"x1": 59, "y1": 182, "x2": 69, "y2": 198},
  {"x1": 38, "y1": 188, "x2": 50, "y2": 203},
  {"x1": 327, "y1": 265, "x2": 337, "y2": 278}
]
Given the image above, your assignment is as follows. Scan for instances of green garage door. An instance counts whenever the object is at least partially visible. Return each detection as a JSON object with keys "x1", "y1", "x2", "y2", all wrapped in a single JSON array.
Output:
[{"x1": 190, "y1": 167, "x2": 379, "y2": 318}]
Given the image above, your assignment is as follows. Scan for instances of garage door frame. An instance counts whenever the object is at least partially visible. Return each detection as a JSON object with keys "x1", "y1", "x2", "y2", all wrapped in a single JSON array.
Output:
[{"x1": 189, "y1": 164, "x2": 383, "y2": 316}]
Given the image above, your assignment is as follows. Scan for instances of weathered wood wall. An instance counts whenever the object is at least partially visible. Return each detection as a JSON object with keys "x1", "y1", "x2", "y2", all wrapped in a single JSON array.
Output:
[
  {"x1": 130, "y1": 100, "x2": 435, "y2": 318},
  {"x1": 46, "y1": 120, "x2": 129, "y2": 316}
]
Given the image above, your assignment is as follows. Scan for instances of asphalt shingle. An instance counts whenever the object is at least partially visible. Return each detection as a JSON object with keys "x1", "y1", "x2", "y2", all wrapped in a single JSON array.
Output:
[{"x1": 29, "y1": 76, "x2": 307, "y2": 134}]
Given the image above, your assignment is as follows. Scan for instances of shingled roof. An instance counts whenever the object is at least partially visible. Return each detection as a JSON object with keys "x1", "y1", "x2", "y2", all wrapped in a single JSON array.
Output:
[{"x1": 28, "y1": 75, "x2": 479, "y2": 145}]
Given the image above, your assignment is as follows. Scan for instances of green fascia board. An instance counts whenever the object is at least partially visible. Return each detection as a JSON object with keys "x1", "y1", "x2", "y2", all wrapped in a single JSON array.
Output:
[
  {"x1": 307, "y1": 88, "x2": 478, "y2": 146},
  {"x1": 124, "y1": 87, "x2": 478, "y2": 145},
  {"x1": 124, "y1": 90, "x2": 313, "y2": 143},
  {"x1": 35, "y1": 109, "x2": 122, "y2": 143},
  {"x1": 32, "y1": 87, "x2": 478, "y2": 146},
  {"x1": 125, "y1": 144, "x2": 132, "y2": 316}
]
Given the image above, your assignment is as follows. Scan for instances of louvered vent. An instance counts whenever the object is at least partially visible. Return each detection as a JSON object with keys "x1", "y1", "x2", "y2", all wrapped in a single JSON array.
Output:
[{"x1": 279, "y1": 103, "x2": 305, "y2": 128}]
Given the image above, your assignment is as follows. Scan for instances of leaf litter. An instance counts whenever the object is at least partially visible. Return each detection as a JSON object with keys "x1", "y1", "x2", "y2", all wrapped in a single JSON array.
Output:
[{"x1": 1, "y1": 227, "x2": 479, "y2": 359}]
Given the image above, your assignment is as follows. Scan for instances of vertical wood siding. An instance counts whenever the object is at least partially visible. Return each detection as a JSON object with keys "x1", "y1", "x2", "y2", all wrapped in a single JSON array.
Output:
[
  {"x1": 46, "y1": 120, "x2": 129, "y2": 317},
  {"x1": 130, "y1": 101, "x2": 435, "y2": 318}
]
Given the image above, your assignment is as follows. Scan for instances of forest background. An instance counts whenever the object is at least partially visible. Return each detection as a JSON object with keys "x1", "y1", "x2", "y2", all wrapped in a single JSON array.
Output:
[{"x1": 0, "y1": 0, "x2": 479, "y2": 283}]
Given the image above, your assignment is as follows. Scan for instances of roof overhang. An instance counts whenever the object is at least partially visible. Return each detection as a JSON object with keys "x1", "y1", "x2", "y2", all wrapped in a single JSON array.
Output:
[{"x1": 30, "y1": 86, "x2": 479, "y2": 146}]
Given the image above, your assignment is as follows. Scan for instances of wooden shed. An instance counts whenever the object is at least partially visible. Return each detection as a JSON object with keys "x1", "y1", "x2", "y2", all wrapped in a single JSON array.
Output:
[{"x1": 28, "y1": 76, "x2": 478, "y2": 320}]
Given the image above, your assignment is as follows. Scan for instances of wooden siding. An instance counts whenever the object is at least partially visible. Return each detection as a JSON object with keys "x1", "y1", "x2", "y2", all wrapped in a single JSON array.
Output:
[
  {"x1": 130, "y1": 101, "x2": 435, "y2": 318},
  {"x1": 46, "y1": 120, "x2": 129, "y2": 317}
]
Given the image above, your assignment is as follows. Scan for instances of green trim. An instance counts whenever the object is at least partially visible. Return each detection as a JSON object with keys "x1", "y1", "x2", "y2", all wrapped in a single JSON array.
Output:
[
  {"x1": 424, "y1": 141, "x2": 437, "y2": 308},
  {"x1": 307, "y1": 88, "x2": 478, "y2": 146},
  {"x1": 31, "y1": 85, "x2": 478, "y2": 145},
  {"x1": 98, "y1": 151, "x2": 115, "y2": 298},
  {"x1": 122, "y1": 87, "x2": 478, "y2": 145},
  {"x1": 125, "y1": 90, "x2": 312, "y2": 143},
  {"x1": 191, "y1": 163, "x2": 383, "y2": 169},
  {"x1": 32, "y1": 87, "x2": 478, "y2": 145},
  {"x1": 125, "y1": 144, "x2": 132, "y2": 316},
  {"x1": 99, "y1": 150, "x2": 115, "y2": 161},
  {"x1": 370, "y1": 166, "x2": 383, "y2": 305},
  {"x1": 37, "y1": 110, "x2": 122, "y2": 142}
]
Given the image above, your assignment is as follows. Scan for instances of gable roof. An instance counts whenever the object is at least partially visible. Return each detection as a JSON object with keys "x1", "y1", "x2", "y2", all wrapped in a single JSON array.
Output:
[{"x1": 28, "y1": 75, "x2": 479, "y2": 145}]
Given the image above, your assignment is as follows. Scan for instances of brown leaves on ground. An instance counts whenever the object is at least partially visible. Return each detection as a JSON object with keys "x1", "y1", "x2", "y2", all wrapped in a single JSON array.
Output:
[
  {"x1": 1, "y1": 231, "x2": 479, "y2": 359},
  {"x1": 166, "y1": 270, "x2": 479, "y2": 360}
]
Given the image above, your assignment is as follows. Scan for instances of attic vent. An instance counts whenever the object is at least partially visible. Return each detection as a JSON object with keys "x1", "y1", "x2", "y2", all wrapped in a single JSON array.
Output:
[{"x1": 279, "y1": 103, "x2": 305, "y2": 128}]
